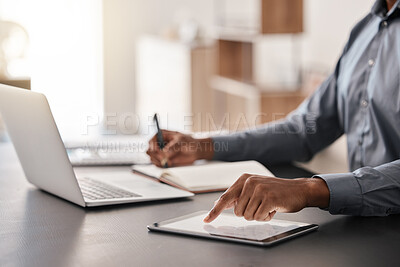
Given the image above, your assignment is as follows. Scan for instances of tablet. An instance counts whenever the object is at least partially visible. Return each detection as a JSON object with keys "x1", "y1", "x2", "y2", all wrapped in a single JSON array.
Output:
[{"x1": 148, "y1": 211, "x2": 318, "y2": 246}]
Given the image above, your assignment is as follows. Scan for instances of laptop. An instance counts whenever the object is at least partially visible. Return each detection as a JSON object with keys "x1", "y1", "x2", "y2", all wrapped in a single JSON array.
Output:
[{"x1": 0, "y1": 84, "x2": 194, "y2": 207}]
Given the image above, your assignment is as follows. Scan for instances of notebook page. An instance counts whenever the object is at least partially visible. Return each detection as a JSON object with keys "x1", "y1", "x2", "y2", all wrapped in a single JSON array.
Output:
[
  {"x1": 131, "y1": 160, "x2": 216, "y2": 179},
  {"x1": 132, "y1": 164, "x2": 164, "y2": 179},
  {"x1": 165, "y1": 161, "x2": 274, "y2": 191}
]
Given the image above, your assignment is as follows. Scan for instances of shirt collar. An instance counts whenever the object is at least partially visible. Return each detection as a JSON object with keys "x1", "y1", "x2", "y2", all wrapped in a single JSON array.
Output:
[{"x1": 371, "y1": 0, "x2": 400, "y2": 17}]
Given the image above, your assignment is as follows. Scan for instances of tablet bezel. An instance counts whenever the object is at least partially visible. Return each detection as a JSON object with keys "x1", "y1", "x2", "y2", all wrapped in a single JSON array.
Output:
[{"x1": 147, "y1": 211, "x2": 318, "y2": 247}]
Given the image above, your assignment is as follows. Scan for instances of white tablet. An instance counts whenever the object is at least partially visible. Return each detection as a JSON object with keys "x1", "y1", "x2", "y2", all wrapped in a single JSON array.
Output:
[{"x1": 148, "y1": 211, "x2": 318, "y2": 246}]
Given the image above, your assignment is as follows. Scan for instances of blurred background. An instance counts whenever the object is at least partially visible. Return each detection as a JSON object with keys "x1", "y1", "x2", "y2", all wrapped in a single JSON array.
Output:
[{"x1": 0, "y1": 0, "x2": 375, "y2": 171}]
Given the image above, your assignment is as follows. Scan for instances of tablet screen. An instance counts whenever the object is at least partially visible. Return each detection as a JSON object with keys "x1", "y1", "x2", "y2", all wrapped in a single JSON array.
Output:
[{"x1": 158, "y1": 211, "x2": 310, "y2": 241}]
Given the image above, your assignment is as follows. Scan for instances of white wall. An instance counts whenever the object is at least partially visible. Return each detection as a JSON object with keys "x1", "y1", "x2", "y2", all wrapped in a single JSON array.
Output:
[
  {"x1": 302, "y1": 0, "x2": 375, "y2": 69},
  {"x1": 102, "y1": 0, "x2": 214, "y2": 134},
  {"x1": 0, "y1": 0, "x2": 104, "y2": 139},
  {"x1": 103, "y1": 0, "x2": 376, "y2": 118}
]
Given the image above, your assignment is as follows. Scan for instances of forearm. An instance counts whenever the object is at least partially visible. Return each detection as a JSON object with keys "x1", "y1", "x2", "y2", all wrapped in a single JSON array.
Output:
[
  {"x1": 284, "y1": 177, "x2": 330, "y2": 209},
  {"x1": 305, "y1": 177, "x2": 330, "y2": 208},
  {"x1": 211, "y1": 117, "x2": 320, "y2": 165},
  {"x1": 196, "y1": 137, "x2": 214, "y2": 160}
]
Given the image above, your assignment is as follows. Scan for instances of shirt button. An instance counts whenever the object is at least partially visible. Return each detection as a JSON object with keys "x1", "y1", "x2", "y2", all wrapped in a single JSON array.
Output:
[
  {"x1": 361, "y1": 99, "x2": 369, "y2": 108},
  {"x1": 368, "y1": 59, "x2": 375, "y2": 67},
  {"x1": 383, "y1": 21, "x2": 388, "y2": 27}
]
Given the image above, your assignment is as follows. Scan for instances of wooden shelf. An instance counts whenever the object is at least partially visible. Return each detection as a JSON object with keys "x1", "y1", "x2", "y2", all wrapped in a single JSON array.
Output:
[
  {"x1": 215, "y1": 32, "x2": 259, "y2": 43},
  {"x1": 261, "y1": 0, "x2": 303, "y2": 34},
  {"x1": 0, "y1": 79, "x2": 30, "y2": 89},
  {"x1": 211, "y1": 76, "x2": 307, "y2": 125},
  {"x1": 212, "y1": 0, "x2": 304, "y2": 128},
  {"x1": 215, "y1": 0, "x2": 303, "y2": 36},
  {"x1": 211, "y1": 75, "x2": 259, "y2": 99},
  {"x1": 261, "y1": 90, "x2": 307, "y2": 123},
  {"x1": 217, "y1": 39, "x2": 253, "y2": 82},
  {"x1": 211, "y1": 76, "x2": 261, "y2": 131}
]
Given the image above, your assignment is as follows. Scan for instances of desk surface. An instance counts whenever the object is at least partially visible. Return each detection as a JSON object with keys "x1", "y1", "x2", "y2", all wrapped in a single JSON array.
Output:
[{"x1": 1, "y1": 143, "x2": 399, "y2": 267}]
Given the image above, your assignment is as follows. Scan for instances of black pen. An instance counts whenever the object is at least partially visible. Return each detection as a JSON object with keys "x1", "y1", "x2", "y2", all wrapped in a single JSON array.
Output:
[{"x1": 153, "y1": 113, "x2": 168, "y2": 168}]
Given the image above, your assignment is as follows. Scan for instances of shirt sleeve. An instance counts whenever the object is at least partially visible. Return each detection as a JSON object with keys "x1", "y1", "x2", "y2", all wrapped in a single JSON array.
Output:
[
  {"x1": 212, "y1": 71, "x2": 344, "y2": 165},
  {"x1": 316, "y1": 159, "x2": 400, "y2": 216}
]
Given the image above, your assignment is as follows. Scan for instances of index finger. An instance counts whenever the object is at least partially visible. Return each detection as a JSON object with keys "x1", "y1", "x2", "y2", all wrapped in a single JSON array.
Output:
[
  {"x1": 148, "y1": 130, "x2": 176, "y2": 149},
  {"x1": 203, "y1": 192, "x2": 235, "y2": 223},
  {"x1": 162, "y1": 135, "x2": 181, "y2": 158},
  {"x1": 161, "y1": 130, "x2": 180, "y2": 142},
  {"x1": 203, "y1": 173, "x2": 251, "y2": 223}
]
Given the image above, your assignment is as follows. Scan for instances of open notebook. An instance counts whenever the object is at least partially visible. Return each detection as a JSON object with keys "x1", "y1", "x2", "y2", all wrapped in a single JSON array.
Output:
[{"x1": 132, "y1": 160, "x2": 274, "y2": 193}]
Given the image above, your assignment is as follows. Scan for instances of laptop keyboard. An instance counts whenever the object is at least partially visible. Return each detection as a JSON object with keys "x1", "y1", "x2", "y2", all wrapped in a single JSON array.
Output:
[{"x1": 79, "y1": 177, "x2": 142, "y2": 200}]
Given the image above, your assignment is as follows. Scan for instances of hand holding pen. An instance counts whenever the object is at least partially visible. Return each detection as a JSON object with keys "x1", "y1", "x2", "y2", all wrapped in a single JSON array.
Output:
[
  {"x1": 146, "y1": 114, "x2": 214, "y2": 168},
  {"x1": 153, "y1": 113, "x2": 168, "y2": 168}
]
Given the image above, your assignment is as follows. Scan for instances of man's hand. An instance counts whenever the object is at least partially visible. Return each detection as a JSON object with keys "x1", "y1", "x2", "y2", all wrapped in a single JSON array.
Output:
[
  {"x1": 146, "y1": 130, "x2": 214, "y2": 167},
  {"x1": 203, "y1": 174, "x2": 330, "y2": 223}
]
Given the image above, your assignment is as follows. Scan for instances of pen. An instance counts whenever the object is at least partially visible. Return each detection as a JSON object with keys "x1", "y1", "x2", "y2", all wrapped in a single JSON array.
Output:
[{"x1": 153, "y1": 113, "x2": 168, "y2": 168}]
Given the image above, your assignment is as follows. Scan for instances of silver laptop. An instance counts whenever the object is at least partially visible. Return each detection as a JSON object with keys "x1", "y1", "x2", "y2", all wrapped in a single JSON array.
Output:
[{"x1": 0, "y1": 84, "x2": 193, "y2": 207}]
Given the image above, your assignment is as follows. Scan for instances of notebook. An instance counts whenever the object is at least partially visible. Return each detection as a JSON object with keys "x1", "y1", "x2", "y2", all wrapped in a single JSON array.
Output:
[{"x1": 132, "y1": 160, "x2": 274, "y2": 193}]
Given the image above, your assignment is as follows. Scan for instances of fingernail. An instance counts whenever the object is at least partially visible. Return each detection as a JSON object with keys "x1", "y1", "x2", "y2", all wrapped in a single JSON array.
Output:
[
  {"x1": 203, "y1": 214, "x2": 210, "y2": 222},
  {"x1": 161, "y1": 158, "x2": 168, "y2": 168}
]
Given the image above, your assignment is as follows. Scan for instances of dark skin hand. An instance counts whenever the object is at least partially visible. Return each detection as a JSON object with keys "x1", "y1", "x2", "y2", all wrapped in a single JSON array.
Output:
[
  {"x1": 204, "y1": 174, "x2": 330, "y2": 223},
  {"x1": 146, "y1": 129, "x2": 214, "y2": 167},
  {"x1": 146, "y1": 130, "x2": 330, "y2": 222}
]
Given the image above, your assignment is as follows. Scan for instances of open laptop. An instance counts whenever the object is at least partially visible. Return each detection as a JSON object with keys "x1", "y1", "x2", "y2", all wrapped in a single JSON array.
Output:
[{"x1": 0, "y1": 84, "x2": 194, "y2": 207}]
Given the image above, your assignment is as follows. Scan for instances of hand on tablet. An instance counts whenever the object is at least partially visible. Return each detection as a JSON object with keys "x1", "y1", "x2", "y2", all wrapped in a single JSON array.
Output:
[
  {"x1": 147, "y1": 130, "x2": 214, "y2": 167},
  {"x1": 204, "y1": 174, "x2": 330, "y2": 223}
]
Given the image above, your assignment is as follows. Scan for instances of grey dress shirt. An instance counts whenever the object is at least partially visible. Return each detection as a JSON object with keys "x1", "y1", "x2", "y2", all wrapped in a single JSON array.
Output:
[{"x1": 212, "y1": 0, "x2": 400, "y2": 216}]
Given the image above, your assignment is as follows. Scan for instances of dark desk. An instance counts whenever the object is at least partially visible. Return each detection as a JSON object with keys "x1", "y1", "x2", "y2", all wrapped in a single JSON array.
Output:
[{"x1": 1, "y1": 143, "x2": 399, "y2": 266}]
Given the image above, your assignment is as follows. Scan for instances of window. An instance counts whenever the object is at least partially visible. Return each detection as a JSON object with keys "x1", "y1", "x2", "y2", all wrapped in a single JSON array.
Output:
[{"x1": 0, "y1": 0, "x2": 103, "y2": 139}]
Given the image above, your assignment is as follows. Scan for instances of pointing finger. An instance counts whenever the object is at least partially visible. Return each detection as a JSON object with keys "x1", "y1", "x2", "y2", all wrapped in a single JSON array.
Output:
[{"x1": 203, "y1": 192, "x2": 235, "y2": 223}]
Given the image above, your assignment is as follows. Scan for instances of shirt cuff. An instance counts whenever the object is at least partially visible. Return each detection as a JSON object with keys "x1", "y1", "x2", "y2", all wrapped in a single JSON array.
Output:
[
  {"x1": 314, "y1": 173, "x2": 363, "y2": 215},
  {"x1": 211, "y1": 135, "x2": 243, "y2": 161}
]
